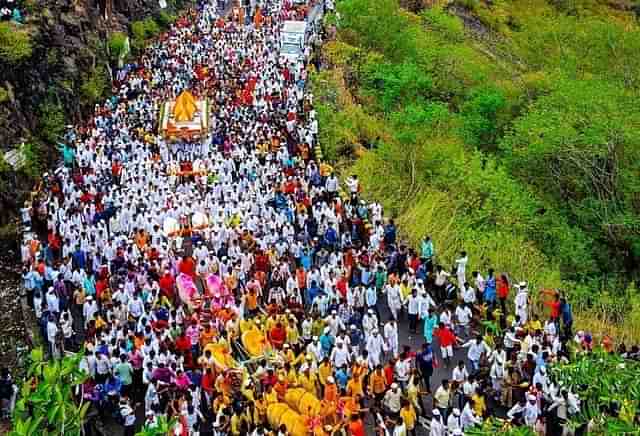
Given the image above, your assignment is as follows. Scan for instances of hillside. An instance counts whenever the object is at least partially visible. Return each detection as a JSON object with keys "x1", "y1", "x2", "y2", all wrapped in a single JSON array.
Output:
[{"x1": 313, "y1": 0, "x2": 640, "y2": 340}]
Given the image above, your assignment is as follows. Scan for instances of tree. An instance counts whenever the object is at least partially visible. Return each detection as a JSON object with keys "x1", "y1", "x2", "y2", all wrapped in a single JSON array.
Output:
[
  {"x1": 460, "y1": 87, "x2": 506, "y2": 149},
  {"x1": 11, "y1": 348, "x2": 89, "y2": 436},
  {"x1": 500, "y1": 77, "x2": 640, "y2": 274}
]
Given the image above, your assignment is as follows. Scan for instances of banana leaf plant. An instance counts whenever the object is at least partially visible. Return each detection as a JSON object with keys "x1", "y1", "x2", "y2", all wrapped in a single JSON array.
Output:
[
  {"x1": 136, "y1": 415, "x2": 178, "y2": 436},
  {"x1": 550, "y1": 347, "x2": 640, "y2": 435},
  {"x1": 11, "y1": 348, "x2": 89, "y2": 436},
  {"x1": 465, "y1": 417, "x2": 536, "y2": 436}
]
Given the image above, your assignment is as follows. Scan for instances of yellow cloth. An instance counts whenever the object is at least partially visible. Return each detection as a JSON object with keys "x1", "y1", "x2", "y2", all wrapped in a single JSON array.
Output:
[
  {"x1": 400, "y1": 405, "x2": 417, "y2": 430},
  {"x1": 173, "y1": 90, "x2": 198, "y2": 122},
  {"x1": 369, "y1": 372, "x2": 386, "y2": 395},
  {"x1": 265, "y1": 389, "x2": 278, "y2": 405},
  {"x1": 298, "y1": 372, "x2": 318, "y2": 394},
  {"x1": 318, "y1": 363, "x2": 333, "y2": 386}
]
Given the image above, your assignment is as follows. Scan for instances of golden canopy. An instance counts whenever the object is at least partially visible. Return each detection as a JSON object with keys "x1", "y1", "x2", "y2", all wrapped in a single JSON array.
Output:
[{"x1": 173, "y1": 90, "x2": 198, "y2": 122}]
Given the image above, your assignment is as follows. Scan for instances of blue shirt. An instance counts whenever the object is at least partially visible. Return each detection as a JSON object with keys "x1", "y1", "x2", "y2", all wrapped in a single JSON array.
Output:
[
  {"x1": 366, "y1": 287, "x2": 377, "y2": 307},
  {"x1": 320, "y1": 334, "x2": 334, "y2": 354},
  {"x1": 335, "y1": 368, "x2": 349, "y2": 389}
]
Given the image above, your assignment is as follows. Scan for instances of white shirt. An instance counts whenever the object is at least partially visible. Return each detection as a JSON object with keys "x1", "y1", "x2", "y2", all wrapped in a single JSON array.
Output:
[
  {"x1": 455, "y1": 306, "x2": 472, "y2": 325},
  {"x1": 464, "y1": 340, "x2": 490, "y2": 362}
]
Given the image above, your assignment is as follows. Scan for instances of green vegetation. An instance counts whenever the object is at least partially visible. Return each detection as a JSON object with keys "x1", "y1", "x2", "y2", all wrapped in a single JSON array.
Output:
[
  {"x1": 156, "y1": 10, "x2": 178, "y2": 28},
  {"x1": 0, "y1": 86, "x2": 8, "y2": 103},
  {"x1": 11, "y1": 348, "x2": 90, "y2": 436},
  {"x1": 550, "y1": 348, "x2": 640, "y2": 433},
  {"x1": 80, "y1": 66, "x2": 109, "y2": 107},
  {"x1": 37, "y1": 101, "x2": 65, "y2": 144},
  {"x1": 108, "y1": 32, "x2": 128, "y2": 62},
  {"x1": 131, "y1": 17, "x2": 161, "y2": 53},
  {"x1": 316, "y1": 0, "x2": 640, "y2": 340},
  {"x1": 20, "y1": 142, "x2": 45, "y2": 180},
  {"x1": 0, "y1": 22, "x2": 32, "y2": 64}
]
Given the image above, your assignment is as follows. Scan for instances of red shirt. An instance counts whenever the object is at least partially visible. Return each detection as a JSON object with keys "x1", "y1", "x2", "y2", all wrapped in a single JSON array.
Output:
[
  {"x1": 336, "y1": 277, "x2": 348, "y2": 298},
  {"x1": 348, "y1": 419, "x2": 366, "y2": 436},
  {"x1": 179, "y1": 257, "x2": 196, "y2": 277},
  {"x1": 497, "y1": 278, "x2": 509, "y2": 299},
  {"x1": 159, "y1": 274, "x2": 175, "y2": 296},
  {"x1": 201, "y1": 372, "x2": 215, "y2": 393},
  {"x1": 384, "y1": 365, "x2": 394, "y2": 386},
  {"x1": 434, "y1": 327, "x2": 457, "y2": 347},
  {"x1": 545, "y1": 300, "x2": 561, "y2": 319},
  {"x1": 269, "y1": 326, "x2": 286, "y2": 348}
]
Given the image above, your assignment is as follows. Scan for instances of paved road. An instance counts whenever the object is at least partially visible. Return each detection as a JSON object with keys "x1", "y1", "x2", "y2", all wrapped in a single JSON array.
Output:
[{"x1": 362, "y1": 301, "x2": 471, "y2": 435}]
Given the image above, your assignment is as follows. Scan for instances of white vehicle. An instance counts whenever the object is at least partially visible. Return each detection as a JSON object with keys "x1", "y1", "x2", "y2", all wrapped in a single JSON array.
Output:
[{"x1": 280, "y1": 20, "x2": 308, "y2": 64}]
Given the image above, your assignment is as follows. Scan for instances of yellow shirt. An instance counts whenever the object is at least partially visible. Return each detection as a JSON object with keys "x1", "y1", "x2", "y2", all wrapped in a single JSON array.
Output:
[
  {"x1": 286, "y1": 369, "x2": 298, "y2": 386},
  {"x1": 472, "y1": 394, "x2": 486, "y2": 417},
  {"x1": 400, "y1": 405, "x2": 417, "y2": 430},
  {"x1": 318, "y1": 363, "x2": 333, "y2": 386},
  {"x1": 528, "y1": 319, "x2": 542, "y2": 332},
  {"x1": 346, "y1": 376, "x2": 363, "y2": 397},
  {"x1": 286, "y1": 325, "x2": 299, "y2": 344},
  {"x1": 254, "y1": 398, "x2": 267, "y2": 423},
  {"x1": 298, "y1": 372, "x2": 318, "y2": 394},
  {"x1": 370, "y1": 372, "x2": 387, "y2": 395},
  {"x1": 265, "y1": 389, "x2": 278, "y2": 405},
  {"x1": 230, "y1": 414, "x2": 243, "y2": 435}
]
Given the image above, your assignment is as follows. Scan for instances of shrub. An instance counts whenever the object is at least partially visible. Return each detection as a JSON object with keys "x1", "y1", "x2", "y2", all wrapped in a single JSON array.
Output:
[
  {"x1": 80, "y1": 66, "x2": 109, "y2": 107},
  {"x1": 20, "y1": 142, "x2": 44, "y2": 180},
  {"x1": 0, "y1": 22, "x2": 32, "y2": 64},
  {"x1": 37, "y1": 101, "x2": 65, "y2": 144},
  {"x1": 156, "y1": 11, "x2": 177, "y2": 28},
  {"x1": 108, "y1": 32, "x2": 128, "y2": 61},
  {"x1": 131, "y1": 18, "x2": 161, "y2": 53},
  {"x1": 0, "y1": 86, "x2": 8, "y2": 103},
  {"x1": 421, "y1": 7, "x2": 465, "y2": 42}
]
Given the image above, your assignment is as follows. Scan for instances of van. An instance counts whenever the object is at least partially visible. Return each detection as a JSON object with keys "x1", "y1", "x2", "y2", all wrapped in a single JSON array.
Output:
[{"x1": 280, "y1": 20, "x2": 308, "y2": 64}]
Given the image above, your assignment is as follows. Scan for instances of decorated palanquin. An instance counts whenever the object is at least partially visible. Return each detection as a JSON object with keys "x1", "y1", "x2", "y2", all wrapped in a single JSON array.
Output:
[{"x1": 159, "y1": 90, "x2": 210, "y2": 141}]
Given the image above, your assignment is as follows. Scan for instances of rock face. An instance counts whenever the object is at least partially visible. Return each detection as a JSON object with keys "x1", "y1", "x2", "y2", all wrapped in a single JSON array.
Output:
[{"x1": 0, "y1": 0, "x2": 163, "y2": 148}]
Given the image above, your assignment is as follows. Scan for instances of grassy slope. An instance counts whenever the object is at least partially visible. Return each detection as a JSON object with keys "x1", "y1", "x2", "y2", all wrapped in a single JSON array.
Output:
[{"x1": 313, "y1": 0, "x2": 640, "y2": 342}]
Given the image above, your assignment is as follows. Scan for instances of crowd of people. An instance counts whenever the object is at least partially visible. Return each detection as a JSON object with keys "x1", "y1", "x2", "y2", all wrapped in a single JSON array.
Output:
[
  {"x1": 0, "y1": 0, "x2": 23, "y2": 22},
  {"x1": 10, "y1": 0, "x2": 606, "y2": 435}
]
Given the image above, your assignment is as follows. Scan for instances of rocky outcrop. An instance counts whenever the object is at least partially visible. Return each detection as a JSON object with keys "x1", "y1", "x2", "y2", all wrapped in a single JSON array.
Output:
[{"x1": 0, "y1": 0, "x2": 167, "y2": 148}]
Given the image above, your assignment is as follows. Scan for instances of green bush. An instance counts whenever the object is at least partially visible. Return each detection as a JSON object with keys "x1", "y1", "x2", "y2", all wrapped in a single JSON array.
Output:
[
  {"x1": 37, "y1": 101, "x2": 65, "y2": 144},
  {"x1": 421, "y1": 7, "x2": 465, "y2": 42},
  {"x1": 80, "y1": 66, "x2": 109, "y2": 107},
  {"x1": 20, "y1": 142, "x2": 44, "y2": 180},
  {"x1": 108, "y1": 32, "x2": 128, "y2": 61},
  {"x1": 0, "y1": 86, "x2": 8, "y2": 104},
  {"x1": 460, "y1": 86, "x2": 506, "y2": 148},
  {"x1": 131, "y1": 18, "x2": 161, "y2": 53},
  {"x1": 0, "y1": 22, "x2": 32, "y2": 64},
  {"x1": 156, "y1": 11, "x2": 177, "y2": 28}
]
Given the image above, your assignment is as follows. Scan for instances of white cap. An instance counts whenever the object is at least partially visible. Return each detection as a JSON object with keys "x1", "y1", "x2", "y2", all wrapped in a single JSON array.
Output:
[
  {"x1": 453, "y1": 408, "x2": 460, "y2": 416},
  {"x1": 327, "y1": 376, "x2": 334, "y2": 384},
  {"x1": 391, "y1": 383, "x2": 398, "y2": 389},
  {"x1": 432, "y1": 409, "x2": 440, "y2": 416}
]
